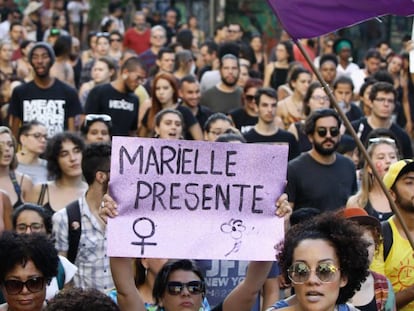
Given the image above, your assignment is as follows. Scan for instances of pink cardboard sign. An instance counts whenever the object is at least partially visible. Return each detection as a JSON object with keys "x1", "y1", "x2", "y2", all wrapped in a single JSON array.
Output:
[{"x1": 107, "y1": 137, "x2": 288, "y2": 260}]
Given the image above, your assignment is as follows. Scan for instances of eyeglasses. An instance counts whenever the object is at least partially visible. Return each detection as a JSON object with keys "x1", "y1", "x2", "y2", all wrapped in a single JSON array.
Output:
[
  {"x1": 25, "y1": 133, "x2": 48, "y2": 140},
  {"x1": 228, "y1": 29, "x2": 239, "y2": 33},
  {"x1": 245, "y1": 95, "x2": 255, "y2": 102},
  {"x1": 374, "y1": 97, "x2": 395, "y2": 105},
  {"x1": 368, "y1": 137, "x2": 396, "y2": 145},
  {"x1": 3, "y1": 277, "x2": 45, "y2": 295},
  {"x1": 167, "y1": 281, "x2": 204, "y2": 295},
  {"x1": 152, "y1": 35, "x2": 165, "y2": 39},
  {"x1": 287, "y1": 262, "x2": 340, "y2": 284},
  {"x1": 84, "y1": 114, "x2": 112, "y2": 127},
  {"x1": 316, "y1": 127, "x2": 340, "y2": 137},
  {"x1": 15, "y1": 223, "x2": 45, "y2": 233},
  {"x1": 110, "y1": 38, "x2": 122, "y2": 42},
  {"x1": 311, "y1": 95, "x2": 330, "y2": 102}
]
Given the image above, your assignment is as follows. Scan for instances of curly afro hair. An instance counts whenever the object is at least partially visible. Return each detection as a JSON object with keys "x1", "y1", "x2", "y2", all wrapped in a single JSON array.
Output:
[
  {"x1": 277, "y1": 212, "x2": 369, "y2": 305},
  {"x1": 0, "y1": 231, "x2": 58, "y2": 283},
  {"x1": 45, "y1": 287, "x2": 120, "y2": 311}
]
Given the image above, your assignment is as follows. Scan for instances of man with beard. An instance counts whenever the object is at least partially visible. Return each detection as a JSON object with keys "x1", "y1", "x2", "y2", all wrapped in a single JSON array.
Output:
[
  {"x1": 179, "y1": 75, "x2": 212, "y2": 130},
  {"x1": 200, "y1": 54, "x2": 243, "y2": 113},
  {"x1": 123, "y1": 11, "x2": 151, "y2": 55},
  {"x1": 53, "y1": 143, "x2": 113, "y2": 292},
  {"x1": 286, "y1": 108, "x2": 357, "y2": 212},
  {"x1": 243, "y1": 87, "x2": 299, "y2": 160},
  {"x1": 8, "y1": 42, "x2": 82, "y2": 138},
  {"x1": 371, "y1": 159, "x2": 414, "y2": 311},
  {"x1": 349, "y1": 81, "x2": 412, "y2": 158},
  {"x1": 84, "y1": 57, "x2": 144, "y2": 136}
]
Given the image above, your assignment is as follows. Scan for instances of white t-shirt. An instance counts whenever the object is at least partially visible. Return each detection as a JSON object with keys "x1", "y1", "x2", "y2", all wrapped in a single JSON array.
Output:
[{"x1": 46, "y1": 255, "x2": 77, "y2": 300}]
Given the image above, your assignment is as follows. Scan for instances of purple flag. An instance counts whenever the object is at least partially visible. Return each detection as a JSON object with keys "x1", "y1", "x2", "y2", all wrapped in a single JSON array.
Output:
[{"x1": 267, "y1": 0, "x2": 414, "y2": 39}]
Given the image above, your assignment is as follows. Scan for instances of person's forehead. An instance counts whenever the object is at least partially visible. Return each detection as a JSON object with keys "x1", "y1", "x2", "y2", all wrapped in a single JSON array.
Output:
[
  {"x1": 161, "y1": 53, "x2": 175, "y2": 60},
  {"x1": 222, "y1": 58, "x2": 238, "y2": 66},
  {"x1": 259, "y1": 94, "x2": 276, "y2": 104},
  {"x1": 32, "y1": 47, "x2": 49, "y2": 55},
  {"x1": 376, "y1": 91, "x2": 395, "y2": 98},
  {"x1": 229, "y1": 24, "x2": 240, "y2": 30},
  {"x1": 182, "y1": 81, "x2": 200, "y2": 90},
  {"x1": 315, "y1": 116, "x2": 338, "y2": 126}
]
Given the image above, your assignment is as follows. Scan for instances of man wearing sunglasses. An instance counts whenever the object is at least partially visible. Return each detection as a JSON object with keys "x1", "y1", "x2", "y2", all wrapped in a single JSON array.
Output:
[{"x1": 286, "y1": 108, "x2": 357, "y2": 212}]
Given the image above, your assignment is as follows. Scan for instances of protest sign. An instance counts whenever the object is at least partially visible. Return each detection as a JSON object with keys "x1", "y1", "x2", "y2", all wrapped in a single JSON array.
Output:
[{"x1": 107, "y1": 137, "x2": 288, "y2": 260}]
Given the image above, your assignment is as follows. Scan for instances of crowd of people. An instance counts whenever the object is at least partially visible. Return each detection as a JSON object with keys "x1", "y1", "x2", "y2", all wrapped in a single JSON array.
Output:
[{"x1": 0, "y1": 0, "x2": 413, "y2": 311}]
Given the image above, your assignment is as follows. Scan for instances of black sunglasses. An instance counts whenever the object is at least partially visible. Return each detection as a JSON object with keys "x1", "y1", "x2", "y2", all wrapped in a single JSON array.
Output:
[
  {"x1": 3, "y1": 277, "x2": 45, "y2": 295},
  {"x1": 245, "y1": 95, "x2": 255, "y2": 102},
  {"x1": 316, "y1": 127, "x2": 340, "y2": 137},
  {"x1": 167, "y1": 281, "x2": 204, "y2": 295}
]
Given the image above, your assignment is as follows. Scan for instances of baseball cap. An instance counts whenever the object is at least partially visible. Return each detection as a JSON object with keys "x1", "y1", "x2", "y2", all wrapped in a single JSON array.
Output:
[
  {"x1": 383, "y1": 159, "x2": 414, "y2": 189},
  {"x1": 340, "y1": 207, "x2": 381, "y2": 231}
]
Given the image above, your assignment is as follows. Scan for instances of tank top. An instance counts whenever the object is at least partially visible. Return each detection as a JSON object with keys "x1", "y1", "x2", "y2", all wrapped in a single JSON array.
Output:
[
  {"x1": 9, "y1": 171, "x2": 23, "y2": 210},
  {"x1": 270, "y1": 65, "x2": 289, "y2": 91}
]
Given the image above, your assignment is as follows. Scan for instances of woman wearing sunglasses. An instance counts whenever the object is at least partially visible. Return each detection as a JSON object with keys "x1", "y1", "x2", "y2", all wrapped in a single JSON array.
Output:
[
  {"x1": 0, "y1": 231, "x2": 59, "y2": 311},
  {"x1": 81, "y1": 114, "x2": 113, "y2": 144},
  {"x1": 273, "y1": 212, "x2": 369, "y2": 311},
  {"x1": 12, "y1": 203, "x2": 77, "y2": 300}
]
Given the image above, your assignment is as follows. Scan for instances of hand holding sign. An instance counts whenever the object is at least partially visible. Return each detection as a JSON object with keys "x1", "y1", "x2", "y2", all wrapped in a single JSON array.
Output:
[{"x1": 107, "y1": 137, "x2": 288, "y2": 260}]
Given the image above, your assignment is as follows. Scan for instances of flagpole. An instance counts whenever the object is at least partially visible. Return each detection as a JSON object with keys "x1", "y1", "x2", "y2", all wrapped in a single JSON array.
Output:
[{"x1": 293, "y1": 38, "x2": 414, "y2": 251}]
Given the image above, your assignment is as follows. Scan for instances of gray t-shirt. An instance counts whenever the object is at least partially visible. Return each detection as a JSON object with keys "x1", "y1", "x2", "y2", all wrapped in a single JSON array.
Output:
[{"x1": 200, "y1": 86, "x2": 243, "y2": 114}]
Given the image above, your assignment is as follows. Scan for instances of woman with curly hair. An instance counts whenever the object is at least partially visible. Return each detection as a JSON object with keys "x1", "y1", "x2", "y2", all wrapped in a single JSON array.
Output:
[
  {"x1": 273, "y1": 212, "x2": 369, "y2": 311},
  {"x1": 27, "y1": 132, "x2": 87, "y2": 214},
  {"x1": 0, "y1": 231, "x2": 59, "y2": 311}
]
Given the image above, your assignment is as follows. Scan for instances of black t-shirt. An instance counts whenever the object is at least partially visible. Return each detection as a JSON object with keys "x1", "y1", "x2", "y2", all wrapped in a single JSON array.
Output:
[
  {"x1": 228, "y1": 108, "x2": 258, "y2": 134},
  {"x1": 84, "y1": 83, "x2": 139, "y2": 136},
  {"x1": 345, "y1": 103, "x2": 363, "y2": 122},
  {"x1": 194, "y1": 104, "x2": 213, "y2": 130},
  {"x1": 176, "y1": 105, "x2": 198, "y2": 140},
  {"x1": 349, "y1": 117, "x2": 413, "y2": 158},
  {"x1": 142, "y1": 105, "x2": 198, "y2": 139},
  {"x1": 287, "y1": 152, "x2": 357, "y2": 212},
  {"x1": 9, "y1": 79, "x2": 82, "y2": 137},
  {"x1": 243, "y1": 128, "x2": 300, "y2": 160}
]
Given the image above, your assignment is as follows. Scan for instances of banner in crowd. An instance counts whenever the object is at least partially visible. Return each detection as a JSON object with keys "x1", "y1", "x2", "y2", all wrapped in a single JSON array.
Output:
[
  {"x1": 107, "y1": 137, "x2": 288, "y2": 260},
  {"x1": 267, "y1": 0, "x2": 414, "y2": 39}
]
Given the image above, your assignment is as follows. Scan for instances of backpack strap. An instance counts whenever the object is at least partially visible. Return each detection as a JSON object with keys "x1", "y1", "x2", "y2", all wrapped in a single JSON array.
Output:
[
  {"x1": 381, "y1": 221, "x2": 393, "y2": 261},
  {"x1": 66, "y1": 200, "x2": 81, "y2": 264},
  {"x1": 56, "y1": 259, "x2": 66, "y2": 290},
  {"x1": 37, "y1": 184, "x2": 47, "y2": 206}
]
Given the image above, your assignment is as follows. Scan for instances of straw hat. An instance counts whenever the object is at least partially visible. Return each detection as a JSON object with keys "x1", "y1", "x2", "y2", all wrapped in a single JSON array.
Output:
[{"x1": 24, "y1": 1, "x2": 43, "y2": 16}]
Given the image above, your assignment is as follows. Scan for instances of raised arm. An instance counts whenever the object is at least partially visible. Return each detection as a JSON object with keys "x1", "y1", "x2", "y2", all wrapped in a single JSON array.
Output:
[
  {"x1": 222, "y1": 261, "x2": 273, "y2": 311},
  {"x1": 110, "y1": 257, "x2": 146, "y2": 311}
]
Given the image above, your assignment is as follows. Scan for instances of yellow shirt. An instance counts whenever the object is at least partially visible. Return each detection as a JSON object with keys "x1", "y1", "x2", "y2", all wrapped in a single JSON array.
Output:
[{"x1": 371, "y1": 216, "x2": 414, "y2": 311}]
